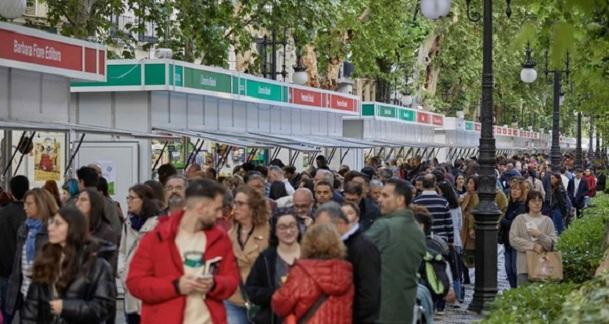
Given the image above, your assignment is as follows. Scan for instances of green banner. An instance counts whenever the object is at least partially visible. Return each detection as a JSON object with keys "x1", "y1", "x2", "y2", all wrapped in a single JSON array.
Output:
[
  {"x1": 245, "y1": 79, "x2": 285, "y2": 102},
  {"x1": 72, "y1": 63, "x2": 141, "y2": 87},
  {"x1": 362, "y1": 104, "x2": 375, "y2": 116},
  {"x1": 398, "y1": 108, "x2": 415, "y2": 121},
  {"x1": 170, "y1": 65, "x2": 183, "y2": 87},
  {"x1": 378, "y1": 105, "x2": 397, "y2": 118},
  {"x1": 184, "y1": 67, "x2": 231, "y2": 93},
  {"x1": 465, "y1": 121, "x2": 474, "y2": 130}
]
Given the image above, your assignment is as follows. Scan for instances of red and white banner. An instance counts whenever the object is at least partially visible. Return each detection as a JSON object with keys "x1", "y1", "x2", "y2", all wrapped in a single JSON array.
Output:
[
  {"x1": 417, "y1": 112, "x2": 431, "y2": 124},
  {"x1": 329, "y1": 94, "x2": 356, "y2": 112},
  {"x1": 290, "y1": 88, "x2": 323, "y2": 108},
  {"x1": 0, "y1": 22, "x2": 105, "y2": 81},
  {"x1": 432, "y1": 114, "x2": 444, "y2": 126}
]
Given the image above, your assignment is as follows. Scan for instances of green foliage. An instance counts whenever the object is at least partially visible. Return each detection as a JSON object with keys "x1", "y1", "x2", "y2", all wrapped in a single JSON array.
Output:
[
  {"x1": 559, "y1": 272, "x2": 609, "y2": 323},
  {"x1": 482, "y1": 282, "x2": 579, "y2": 324},
  {"x1": 41, "y1": 0, "x2": 123, "y2": 40},
  {"x1": 556, "y1": 193, "x2": 609, "y2": 283}
]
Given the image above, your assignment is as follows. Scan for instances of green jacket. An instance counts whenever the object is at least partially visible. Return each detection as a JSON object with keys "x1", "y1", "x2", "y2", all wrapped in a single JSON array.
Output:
[{"x1": 366, "y1": 208, "x2": 426, "y2": 324}]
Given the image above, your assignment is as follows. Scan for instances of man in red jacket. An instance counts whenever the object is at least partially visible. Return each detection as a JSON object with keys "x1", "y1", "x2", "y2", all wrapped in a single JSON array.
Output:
[{"x1": 127, "y1": 179, "x2": 239, "y2": 324}]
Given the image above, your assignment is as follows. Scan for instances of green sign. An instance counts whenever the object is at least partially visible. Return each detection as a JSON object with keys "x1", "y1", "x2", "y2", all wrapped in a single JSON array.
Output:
[
  {"x1": 169, "y1": 64, "x2": 183, "y2": 87},
  {"x1": 465, "y1": 121, "x2": 474, "y2": 130},
  {"x1": 232, "y1": 77, "x2": 246, "y2": 95},
  {"x1": 245, "y1": 79, "x2": 285, "y2": 102},
  {"x1": 72, "y1": 63, "x2": 141, "y2": 87},
  {"x1": 145, "y1": 64, "x2": 165, "y2": 85},
  {"x1": 184, "y1": 67, "x2": 231, "y2": 93},
  {"x1": 398, "y1": 108, "x2": 415, "y2": 121},
  {"x1": 362, "y1": 104, "x2": 375, "y2": 116},
  {"x1": 378, "y1": 105, "x2": 397, "y2": 118}
]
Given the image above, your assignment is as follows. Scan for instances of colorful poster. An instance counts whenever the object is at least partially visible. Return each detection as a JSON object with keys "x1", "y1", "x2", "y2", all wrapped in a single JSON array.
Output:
[
  {"x1": 97, "y1": 161, "x2": 116, "y2": 195},
  {"x1": 33, "y1": 135, "x2": 61, "y2": 182}
]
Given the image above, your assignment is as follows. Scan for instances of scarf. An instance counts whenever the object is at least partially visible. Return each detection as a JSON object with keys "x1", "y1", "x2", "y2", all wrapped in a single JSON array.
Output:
[
  {"x1": 129, "y1": 213, "x2": 147, "y2": 232},
  {"x1": 25, "y1": 218, "x2": 44, "y2": 263}
]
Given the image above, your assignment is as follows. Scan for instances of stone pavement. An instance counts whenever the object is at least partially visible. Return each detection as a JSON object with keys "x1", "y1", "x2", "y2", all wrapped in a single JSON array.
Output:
[{"x1": 435, "y1": 244, "x2": 510, "y2": 324}]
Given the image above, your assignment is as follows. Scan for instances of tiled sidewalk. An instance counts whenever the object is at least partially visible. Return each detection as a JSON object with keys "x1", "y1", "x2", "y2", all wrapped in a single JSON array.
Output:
[{"x1": 436, "y1": 244, "x2": 510, "y2": 324}]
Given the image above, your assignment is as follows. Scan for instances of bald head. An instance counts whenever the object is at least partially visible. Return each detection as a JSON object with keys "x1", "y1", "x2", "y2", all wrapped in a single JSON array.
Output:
[
  {"x1": 293, "y1": 188, "x2": 314, "y2": 218},
  {"x1": 422, "y1": 173, "x2": 436, "y2": 190}
]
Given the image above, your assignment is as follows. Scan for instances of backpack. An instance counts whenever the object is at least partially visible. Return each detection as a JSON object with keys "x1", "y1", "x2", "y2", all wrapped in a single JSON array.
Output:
[{"x1": 419, "y1": 235, "x2": 450, "y2": 298}]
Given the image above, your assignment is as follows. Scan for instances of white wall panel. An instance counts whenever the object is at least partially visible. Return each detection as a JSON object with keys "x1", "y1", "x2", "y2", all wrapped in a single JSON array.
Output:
[
  {"x1": 169, "y1": 92, "x2": 187, "y2": 129},
  {"x1": 233, "y1": 101, "x2": 247, "y2": 131},
  {"x1": 78, "y1": 92, "x2": 112, "y2": 127},
  {"x1": 218, "y1": 99, "x2": 232, "y2": 130},
  {"x1": 259, "y1": 104, "x2": 271, "y2": 132},
  {"x1": 151, "y1": 91, "x2": 169, "y2": 127},
  {"x1": 187, "y1": 94, "x2": 204, "y2": 129},
  {"x1": 0, "y1": 67, "x2": 8, "y2": 119},
  {"x1": 115, "y1": 92, "x2": 149, "y2": 131},
  {"x1": 246, "y1": 103, "x2": 258, "y2": 131},
  {"x1": 204, "y1": 96, "x2": 219, "y2": 130}
]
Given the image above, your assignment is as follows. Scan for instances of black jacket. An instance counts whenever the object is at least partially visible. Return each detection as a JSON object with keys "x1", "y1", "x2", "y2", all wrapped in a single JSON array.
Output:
[
  {"x1": 499, "y1": 201, "x2": 526, "y2": 248},
  {"x1": 92, "y1": 223, "x2": 119, "y2": 276},
  {"x1": 244, "y1": 247, "x2": 281, "y2": 324},
  {"x1": 21, "y1": 255, "x2": 116, "y2": 324},
  {"x1": 5, "y1": 222, "x2": 48, "y2": 316},
  {"x1": 568, "y1": 177, "x2": 589, "y2": 209},
  {"x1": 344, "y1": 228, "x2": 381, "y2": 324},
  {"x1": 0, "y1": 201, "x2": 26, "y2": 277},
  {"x1": 359, "y1": 198, "x2": 381, "y2": 232}
]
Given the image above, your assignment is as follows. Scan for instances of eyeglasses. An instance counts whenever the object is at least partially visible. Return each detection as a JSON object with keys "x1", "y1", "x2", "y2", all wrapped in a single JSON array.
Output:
[{"x1": 277, "y1": 223, "x2": 298, "y2": 231}]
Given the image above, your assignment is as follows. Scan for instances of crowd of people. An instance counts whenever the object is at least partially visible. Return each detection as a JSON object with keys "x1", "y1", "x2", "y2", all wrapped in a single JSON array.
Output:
[{"x1": 0, "y1": 151, "x2": 605, "y2": 324}]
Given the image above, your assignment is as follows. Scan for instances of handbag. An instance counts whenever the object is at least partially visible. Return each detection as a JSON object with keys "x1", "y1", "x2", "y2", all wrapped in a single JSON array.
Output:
[
  {"x1": 526, "y1": 250, "x2": 563, "y2": 281},
  {"x1": 239, "y1": 281, "x2": 261, "y2": 323}
]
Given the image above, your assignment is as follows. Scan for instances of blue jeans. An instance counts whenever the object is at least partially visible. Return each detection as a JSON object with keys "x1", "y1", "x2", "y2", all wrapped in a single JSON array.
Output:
[
  {"x1": 224, "y1": 301, "x2": 248, "y2": 324},
  {"x1": 504, "y1": 246, "x2": 518, "y2": 288},
  {"x1": 551, "y1": 208, "x2": 565, "y2": 235}
]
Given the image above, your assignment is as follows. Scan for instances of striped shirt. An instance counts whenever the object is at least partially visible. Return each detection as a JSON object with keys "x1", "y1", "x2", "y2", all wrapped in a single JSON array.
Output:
[{"x1": 414, "y1": 191, "x2": 454, "y2": 244}]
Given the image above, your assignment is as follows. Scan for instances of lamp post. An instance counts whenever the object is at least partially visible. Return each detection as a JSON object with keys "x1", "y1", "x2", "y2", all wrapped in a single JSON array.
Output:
[
  {"x1": 522, "y1": 49, "x2": 570, "y2": 172},
  {"x1": 419, "y1": 0, "x2": 510, "y2": 313},
  {"x1": 576, "y1": 111, "x2": 583, "y2": 168},
  {"x1": 588, "y1": 116, "x2": 594, "y2": 161}
]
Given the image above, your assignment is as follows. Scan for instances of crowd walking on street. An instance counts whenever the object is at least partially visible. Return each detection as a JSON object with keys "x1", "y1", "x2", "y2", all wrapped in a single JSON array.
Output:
[{"x1": 0, "y1": 151, "x2": 605, "y2": 324}]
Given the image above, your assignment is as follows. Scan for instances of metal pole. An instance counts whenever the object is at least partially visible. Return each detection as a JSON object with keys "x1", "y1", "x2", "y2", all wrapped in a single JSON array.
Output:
[
  {"x1": 596, "y1": 125, "x2": 601, "y2": 159},
  {"x1": 64, "y1": 133, "x2": 86, "y2": 176},
  {"x1": 550, "y1": 71, "x2": 561, "y2": 172},
  {"x1": 588, "y1": 116, "x2": 594, "y2": 161},
  {"x1": 469, "y1": 0, "x2": 501, "y2": 313},
  {"x1": 576, "y1": 112, "x2": 583, "y2": 168},
  {"x1": 271, "y1": 30, "x2": 277, "y2": 80}
]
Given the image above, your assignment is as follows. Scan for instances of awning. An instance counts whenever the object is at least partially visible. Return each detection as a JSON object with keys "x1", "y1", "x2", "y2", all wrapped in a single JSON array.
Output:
[
  {"x1": 153, "y1": 127, "x2": 272, "y2": 149},
  {"x1": 250, "y1": 132, "x2": 375, "y2": 149},
  {"x1": 194, "y1": 129, "x2": 320, "y2": 153},
  {"x1": 0, "y1": 119, "x2": 177, "y2": 139}
]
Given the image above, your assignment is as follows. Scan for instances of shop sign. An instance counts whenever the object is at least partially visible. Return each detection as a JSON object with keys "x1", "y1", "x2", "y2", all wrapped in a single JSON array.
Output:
[
  {"x1": 417, "y1": 112, "x2": 431, "y2": 124},
  {"x1": 0, "y1": 22, "x2": 105, "y2": 81},
  {"x1": 291, "y1": 88, "x2": 323, "y2": 108},
  {"x1": 362, "y1": 104, "x2": 376, "y2": 116},
  {"x1": 465, "y1": 121, "x2": 474, "y2": 131},
  {"x1": 474, "y1": 123, "x2": 481, "y2": 132},
  {"x1": 330, "y1": 95, "x2": 356, "y2": 112},
  {"x1": 378, "y1": 105, "x2": 397, "y2": 118},
  {"x1": 184, "y1": 67, "x2": 231, "y2": 93},
  {"x1": 432, "y1": 115, "x2": 444, "y2": 126},
  {"x1": 399, "y1": 108, "x2": 415, "y2": 121},
  {"x1": 246, "y1": 79, "x2": 285, "y2": 102}
]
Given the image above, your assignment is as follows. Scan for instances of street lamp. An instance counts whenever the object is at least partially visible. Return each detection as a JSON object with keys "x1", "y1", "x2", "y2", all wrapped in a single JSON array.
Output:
[
  {"x1": 419, "y1": 0, "x2": 511, "y2": 313},
  {"x1": 576, "y1": 111, "x2": 583, "y2": 168},
  {"x1": 522, "y1": 50, "x2": 570, "y2": 172},
  {"x1": 520, "y1": 44, "x2": 538, "y2": 84},
  {"x1": 420, "y1": 0, "x2": 452, "y2": 20}
]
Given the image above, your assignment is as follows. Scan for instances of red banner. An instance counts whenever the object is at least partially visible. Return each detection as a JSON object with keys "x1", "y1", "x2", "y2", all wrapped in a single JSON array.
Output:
[
  {"x1": 329, "y1": 95, "x2": 356, "y2": 112},
  {"x1": 291, "y1": 88, "x2": 323, "y2": 108},
  {"x1": 474, "y1": 123, "x2": 481, "y2": 132},
  {"x1": 432, "y1": 115, "x2": 444, "y2": 126},
  {"x1": 0, "y1": 23, "x2": 105, "y2": 81},
  {"x1": 417, "y1": 112, "x2": 431, "y2": 124}
]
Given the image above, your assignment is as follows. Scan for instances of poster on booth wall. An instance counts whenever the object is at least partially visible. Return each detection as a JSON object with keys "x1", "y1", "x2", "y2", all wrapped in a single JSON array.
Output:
[
  {"x1": 97, "y1": 161, "x2": 117, "y2": 196},
  {"x1": 33, "y1": 135, "x2": 62, "y2": 182}
]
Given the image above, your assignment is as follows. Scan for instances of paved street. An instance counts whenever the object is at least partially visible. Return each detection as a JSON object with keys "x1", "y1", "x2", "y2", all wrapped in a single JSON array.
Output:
[{"x1": 436, "y1": 244, "x2": 510, "y2": 324}]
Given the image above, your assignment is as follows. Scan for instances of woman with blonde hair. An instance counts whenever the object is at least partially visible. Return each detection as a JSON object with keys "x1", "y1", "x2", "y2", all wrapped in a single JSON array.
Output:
[
  {"x1": 272, "y1": 223, "x2": 354, "y2": 324},
  {"x1": 499, "y1": 177, "x2": 528, "y2": 288},
  {"x1": 226, "y1": 185, "x2": 271, "y2": 323},
  {"x1": 5, "y1": 188, "x2": 58, "y2": 319}
]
